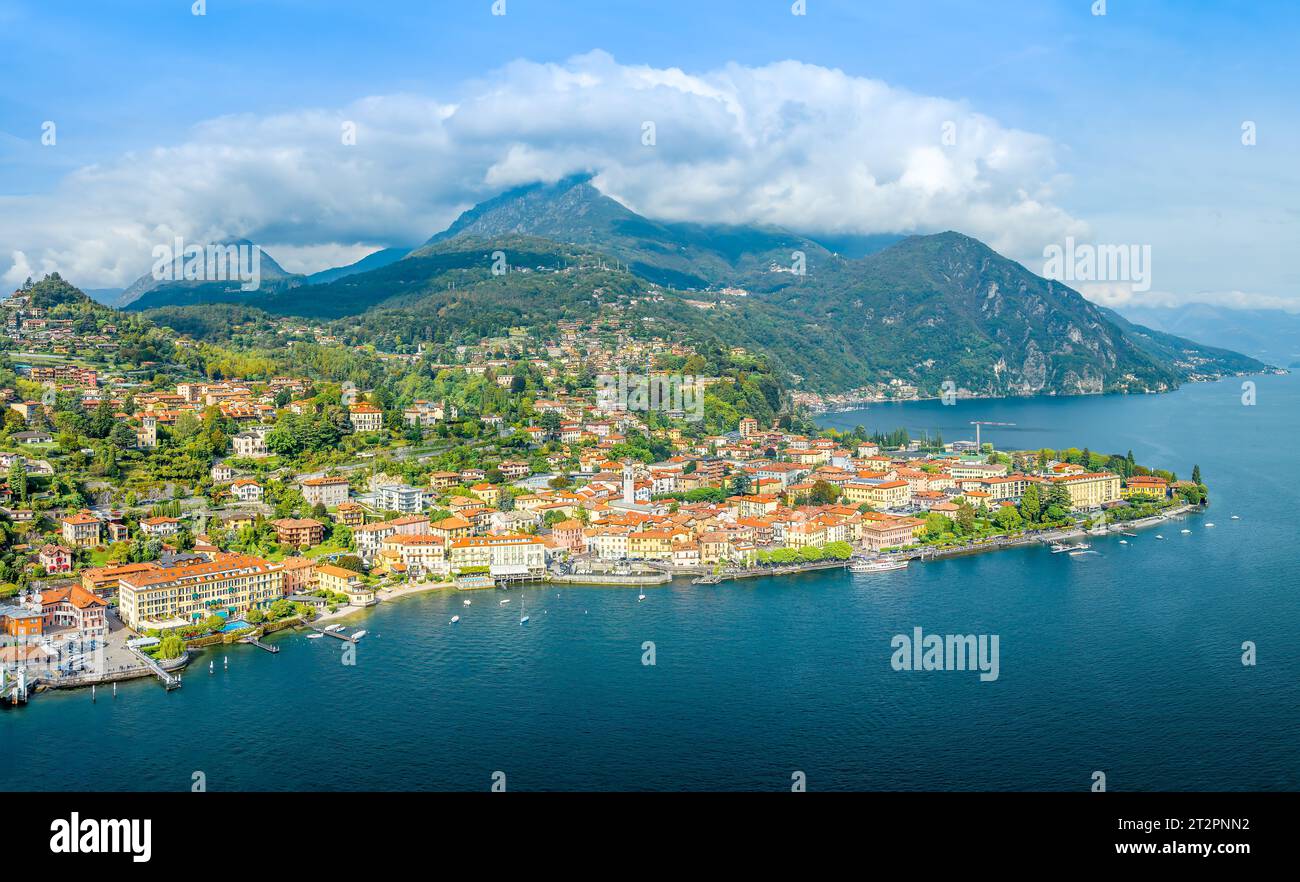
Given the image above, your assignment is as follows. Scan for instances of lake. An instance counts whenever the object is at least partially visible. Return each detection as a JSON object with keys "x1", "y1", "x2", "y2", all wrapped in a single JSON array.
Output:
[{"x1": 3, "y1": 373, "x2": 1296, "y2": 791}]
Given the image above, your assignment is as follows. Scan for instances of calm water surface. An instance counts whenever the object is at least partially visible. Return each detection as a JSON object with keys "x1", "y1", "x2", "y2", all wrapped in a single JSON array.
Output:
[{"x1": 3, "y1": 374, "x2": 1297, "y2": 790}]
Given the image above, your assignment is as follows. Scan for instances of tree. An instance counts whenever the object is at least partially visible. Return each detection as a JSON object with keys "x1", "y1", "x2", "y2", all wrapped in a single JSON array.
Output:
[
  {"x1": 7, "y1": 459, "x2": 27, "y2": 505},
  {"x1": 808, "y1": 480, "x2": 839, "y2": 506},
  {"x1": 729, "y1": 472, "x2": 752, "y2": 496},
  {"x1": 991, "y1": 506, "x2": 1023, "y2": 532},
  {"x1": 1019, "y1": 484, "x2": 1041, "y2": 524},
  {"x1": 1191, "y1": 464, "x2": 1202, "y2": 485},
  {"x1": 158, "y1": 634, "x2": 185, "y2": 659},
  {"x1": 955, "y1": 500, "x2": 977, "y2": 535}
]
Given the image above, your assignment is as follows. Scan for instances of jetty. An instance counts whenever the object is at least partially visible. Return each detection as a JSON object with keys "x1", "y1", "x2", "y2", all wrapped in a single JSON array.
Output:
[
  {"x1": 127, "y1": 645, "x2": 183, "y2": 690},
  {"x1": 239, "y1": 634, "x2": 280, "y2": 653}
]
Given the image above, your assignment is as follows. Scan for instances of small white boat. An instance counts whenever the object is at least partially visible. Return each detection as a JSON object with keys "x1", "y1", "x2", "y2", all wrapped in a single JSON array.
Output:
[
  {"x1": 1068, "y1": 549, "x2": 1094, "y2": 556},
  {"x1": 307, "y1": 633, "x2": 323, "y2": 639},
  {"x1": 1231, "y1": 515, "x2": 1240, "y2": 520},
  {"x1": 520, "y1": 614, "x2": 530, "y2": 624},
  {"x1": 1156, "y1": 535, "x2": 1165, "y2": 540},
  {"x1": 351, "y1": 630, "x2": 367, "y2": 641},
  {"x1": 499, "y1": 598, "x2": 510, "y2": 606},
  {"x1": 1049, "y1": 542, "x2": 1071, "y2": 553},
  {"x1": 638, "y1": 592, "x2": 646, "y2": 601},
  {"x1": 326, "y1": 624, "x2": 345, "y2": 632},
  {"x1": 851, "y1": 559, "x2": 908, "y2": 573},
  {"x1": 450, "y1": 616, "x2": 460, "y2": 624},
  {"x1": 1205, "y1": 523, "x2": 1215, "y2": 528},
  {"x1": 463, "y1": 599, "x2": 471, "y2": 606},
  {"x1": 1119, "y1": 539, "x2": 1128, "y2": 545},
  {"x1": 1181, "y1": 529, "x2": 1192, "y2": 534}
]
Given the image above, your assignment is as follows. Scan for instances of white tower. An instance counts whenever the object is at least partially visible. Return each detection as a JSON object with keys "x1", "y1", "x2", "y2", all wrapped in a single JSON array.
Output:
[{"x1": 622, "y1": 464, "x2": 635, "y2": 504}]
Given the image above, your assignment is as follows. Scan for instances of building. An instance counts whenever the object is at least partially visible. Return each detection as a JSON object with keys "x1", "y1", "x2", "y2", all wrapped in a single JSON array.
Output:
[
  {"x1": 316, "y1": 563, "x2": 362, "y2": 595},
  {"x1": 379, "y1": 534, "x2": 447, "y2": 577},
  {"x1": 860, "y1": 518, "x2": 920, "y2": 552},
  {"x1": 37, "y1": 544, "x2": 72, "y2": 574},
  {"x1": 231, "y1": 427, "x2": 269, "y2": 459},
  {"x1": 375, "y1": 483, "x2": 425, "y2": 514},
  {"x1": 39, "y1": 584, "x2": 109, "y2": 640},
  {"x1": 210, "y1": 462, "x2": 235, "y2": 483},
  {"x1": 140, "y1": 516, "x2": 182, "y2": 538},
  {"x1": 81, "y1": 561, "x2": 164, "y2": 596},
  {"x1": 348, "y1": 402, "x2": 384, "y2": 433},
  {"x1": 60, "y1": 512, "x2": 102, "y2": 548},
  {"x1": 279, "y1": 556, "x2": 317, "y2": 595},
  {"x1": 447, "y1": 535, "x2": 546, "y2": 577},
  {"x1": 354, "y1": 515, "x2": 431, "y2": 561},
  {"x1": 270, "y1": 518, "x2": 324, "y2": 548},
  {"x1": 301, "y1": 475, "x2": 350, "y2": 507},
  {"x1": 1050, "y1": 472, "x2": 1122, "y2": 509},
  {"x1": 116, "y1": 555, "x2": 283, "y2": 630},
  {"x1": 334, "y1": 501, "x2": 365, "y2": 526},
  {"x1": 1122, "y1": 475, "x2": 1170, "y2": 499},
  {"x1": 230, "y1": 478, "x2": 263, "y2": 504}
]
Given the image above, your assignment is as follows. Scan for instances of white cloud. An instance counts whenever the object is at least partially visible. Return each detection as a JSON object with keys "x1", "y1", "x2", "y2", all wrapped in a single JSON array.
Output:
[
  {"x1": 0, "y1": 50, "x2": 1086, "y2": 288},
  {"x1": 1079, "y1": 282, "x2": 1300, "y2": 314}
]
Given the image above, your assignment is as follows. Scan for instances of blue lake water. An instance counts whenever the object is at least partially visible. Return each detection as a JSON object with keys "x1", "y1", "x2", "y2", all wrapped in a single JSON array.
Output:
[{"x1": 2, "y1": 374, "x2": 1297, "y2": 791}]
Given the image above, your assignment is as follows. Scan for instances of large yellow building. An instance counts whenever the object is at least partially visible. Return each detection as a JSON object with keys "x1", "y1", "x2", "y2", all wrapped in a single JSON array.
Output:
[
  {"x1": 1050, "y1": 472, "x2": 1121, "y2": 509},
  {"x1": 448, "y1": 535, "x2": 546, "y2": 576},
  {"x1": 117, "y1": 555, "x2": 283, "y2": 630},
  {"x1": 843, "y1": 480, "x2": 909, "y2": 509}
]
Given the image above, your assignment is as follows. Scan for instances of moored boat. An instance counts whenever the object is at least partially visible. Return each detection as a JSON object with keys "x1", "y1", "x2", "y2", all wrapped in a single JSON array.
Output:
[{"x1": 851, "y1": 559, "x2": 908, "y2": 573}]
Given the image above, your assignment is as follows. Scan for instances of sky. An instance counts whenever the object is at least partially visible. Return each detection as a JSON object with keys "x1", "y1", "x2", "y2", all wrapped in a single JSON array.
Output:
[{"x1": 0, "y1": 0, "x2": 1296, "y2": 311}]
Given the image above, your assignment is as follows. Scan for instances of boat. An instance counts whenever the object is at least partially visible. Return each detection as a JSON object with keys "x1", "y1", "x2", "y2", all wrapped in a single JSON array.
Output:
[
  {"x1": 307, "y1": 633, "x2": 323, "y2": 639},
  {"x1": 851, "y1": 559, "x2": 908, "y2": 573},
  {"x1": 1231, "y1": 515, "x2": 1240, "y2": 520},
  {"x1": 325, "y1": 624, "x2": 345, "y2": 632},
  {"x1": 351, "y1": 630, "x2": 367, "y2": 641},
  {"x1": 1181, "y1": 529, "x2": 1192, "y2": 534},
  {"x1": 638, "y1": 591, "x2": 646, "y2": 601},
  {"x1": 463, "y1": 599, "x2": 471, "y2": 606},
  {"x1": 1049, "y1": 542, "x2": 1071, "y2": 553},
  {"x1": 1156, "y1": 535, "x2": 1165, "y2": 540},
  {"x1": 1205, "y1": 523, "x2": 1215, "y2": 528},
  {"x1": 1068, "y1": 549, "x2": 1094, "y2": 556},
  {"x1": 450, "y1": 615, "x2": 460, "y2": 624},
  {"x1": 1119, "y1": 539, "x2": 1128, "y2": 545},
  {"x1": 499, "y1": 598, "x2": 510, "y2": 605},
  {"x1": 519, "y1": 597, "x2": 529, "y2": 625}
]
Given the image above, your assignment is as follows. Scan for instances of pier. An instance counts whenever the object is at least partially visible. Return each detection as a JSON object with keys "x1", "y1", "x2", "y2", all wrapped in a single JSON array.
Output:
[
  {"x1": 239, "y1": 635, "x2": 280, "y2": 653},
  {"x1": 128, "y1": 646, "x2": 182, "y2": 690}
]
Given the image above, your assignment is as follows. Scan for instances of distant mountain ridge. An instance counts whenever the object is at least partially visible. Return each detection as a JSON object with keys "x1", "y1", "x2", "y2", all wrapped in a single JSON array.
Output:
[{"x1": 124, "y1": 176, "x2": 1271, "y2": 395}]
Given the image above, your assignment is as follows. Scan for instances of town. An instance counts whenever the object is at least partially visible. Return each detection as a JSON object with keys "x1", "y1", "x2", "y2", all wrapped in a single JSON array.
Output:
[{"x1": 0, "y1": 274, "x2": 1208, "y2": 703}]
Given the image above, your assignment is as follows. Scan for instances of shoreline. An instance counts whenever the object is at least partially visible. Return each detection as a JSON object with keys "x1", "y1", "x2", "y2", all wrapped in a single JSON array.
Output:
[{"x1": 801, "y1": 371, "x2": 1285, "y2": 415}]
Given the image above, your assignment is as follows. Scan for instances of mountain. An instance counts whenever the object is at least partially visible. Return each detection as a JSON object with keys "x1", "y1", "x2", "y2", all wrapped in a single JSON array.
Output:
[
  {"x1": 119, "y1": 240, "x2": 299, "y2": 309},
  {"x1": 130, "y1": 177, "x2": 1270, "y2": 396},
  {"x1": 1115, "y1": 303, "x2": 1300, "y2": 368},
  {"x1": 84, "y1": 287, "x2": 125, "y2": 306},
  {"x1": 303, "y1": 246, "x2": 413, "y2": 285},
  {"x1": 415, "y1": 174, "x2": 833, "y2": 289}
]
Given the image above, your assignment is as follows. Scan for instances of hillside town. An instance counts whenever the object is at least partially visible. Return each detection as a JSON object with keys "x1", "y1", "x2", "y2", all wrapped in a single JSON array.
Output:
[{"x1": 0, "y1": 278, "x2": 1207, "y2": 700}]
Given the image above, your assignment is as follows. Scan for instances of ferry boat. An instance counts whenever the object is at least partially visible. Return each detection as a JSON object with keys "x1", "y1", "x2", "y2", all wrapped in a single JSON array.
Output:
[{"x1": 850, "y1": 559, "x2": 908, "y2": 573}]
